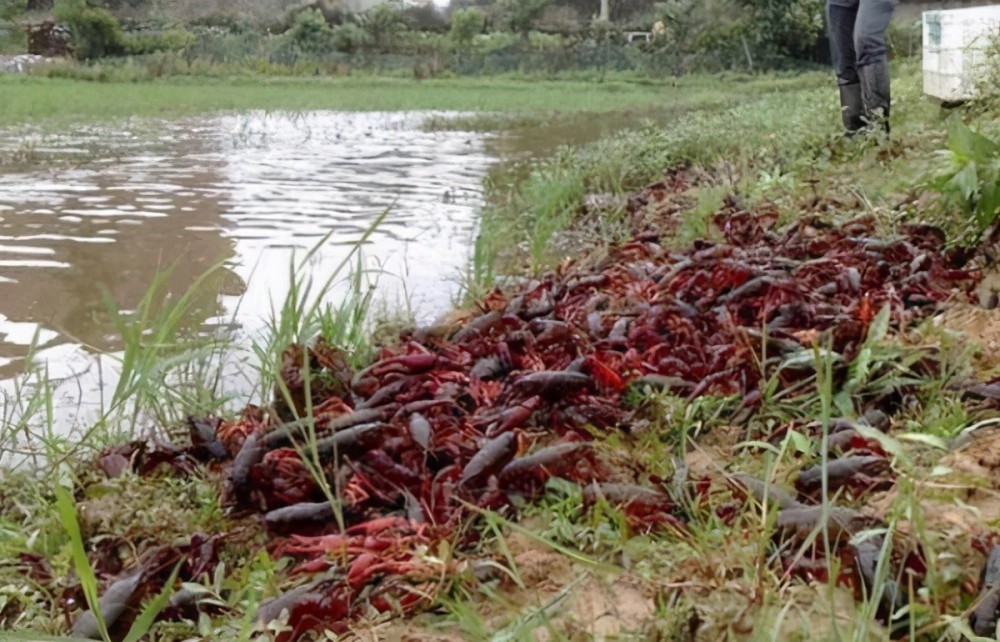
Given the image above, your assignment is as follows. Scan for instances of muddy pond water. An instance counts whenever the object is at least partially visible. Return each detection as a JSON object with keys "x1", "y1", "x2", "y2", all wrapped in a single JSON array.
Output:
[
  {"x1": 0, "y1": 107, "x2": 666, "y2": 448},
  {"x1": 0, "y1": 111, "x2": 501, "y2": 444}
]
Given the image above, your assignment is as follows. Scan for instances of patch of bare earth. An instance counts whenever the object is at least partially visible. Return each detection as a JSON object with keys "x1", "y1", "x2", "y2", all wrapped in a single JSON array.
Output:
[
  {"x1": 939, "y1": 428, "x2": 1000, "y2": 528},
  {"x1": 503, "y1": 533, "x2": 656, "y2": 640},
  {"x1": 358, "y1": 533, "x2": 658, "y2": 641},
  {"x1": 933, "y1": 302, "x2": 1000, "y2": 375}
]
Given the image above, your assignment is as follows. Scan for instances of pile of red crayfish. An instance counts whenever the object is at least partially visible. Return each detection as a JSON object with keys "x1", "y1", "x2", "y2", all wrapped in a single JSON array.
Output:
[{"x1": 68, "y1": 202, "x2": 983, "y2": 640}]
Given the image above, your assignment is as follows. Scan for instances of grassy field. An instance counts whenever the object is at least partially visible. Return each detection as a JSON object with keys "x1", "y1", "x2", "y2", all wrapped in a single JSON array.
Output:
[
  {"x1": 474, "y1": 55, "x2": 1000, "y2": 279},
  {"x1": 0, "y1": 71, "x2": 823, "y2": 127},
  {"x1": 3, "y1": 59, "x2": 1000, "y2": 642}
]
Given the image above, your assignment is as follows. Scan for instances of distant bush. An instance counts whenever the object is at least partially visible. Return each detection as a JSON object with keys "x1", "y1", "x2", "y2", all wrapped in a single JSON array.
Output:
[
  {"x1": 617, "y1": 6, "x2": 658, "y2": 32},
  {"x1": 526, "y1": 30, "x2": 565, "y2": 51},
  {"x1": 749, "y1": 0, "x2": 824, "y2": 59},
  {"x1": 288, "y1": 8, "x2": 335, "y2": 56},
  {"x1": 474, "y1": 31, "x2": 520, "y2": 54},
  {"x1": 283, "y1": 0, "x2": 342, "y2": 32},
  {"x1": 55, "y1": 0, "x2": 125, "y2": 59},
  {"x1": 125, "y1": 27, "x2": 197, "y2": 55},
  {"x1": 648, "y1": 0, "x2": 823, "y2": 72},
  {"x1": 585, "y1": 18, "x2": 621, "y2": 44},
  {"x1": 184, "y1": 29, "x2": 266, "y2": 64},
  {"x1": 402, "y1": 4, "x2": 447, "y2": 31},
  {"x1": 0, "y1": 28, "x2": 26, "y2": 54},
  {"x1": 187, "y1": 13, "x2": 255, "y2": 34},
  {"x1": 1, "y1": 0, "x2": 26, "y2": 22},
  {"x1": 537, "y1": 4, "x2": 584, "y2": 33},
  {"x1": 0, "y1": 0, "x2": 27, "y2": 53},
  {"x1": 395, "y1": 30, "x2": 450, "y2": 56},
  {"x1": 330, "y1": 22, "x2": 368, "y2": 54},
  {"x1": 356, "y1": 3, "x2": 408, "y2": 53},
  {"x1": 502, "y1": 0, "x2": 551, "y2": 40},
  {"x1": 450, "y1": 7, "x2": 483, "y2": 48}
]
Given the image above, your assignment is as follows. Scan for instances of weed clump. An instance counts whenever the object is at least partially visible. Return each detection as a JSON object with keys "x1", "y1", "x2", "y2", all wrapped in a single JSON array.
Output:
[
  {"x1": 54, "y1": 0, "x2": 125, "y2": 60},
  {"x1": 929, "y1": 116, "x2": 1000, "y2": 246}
]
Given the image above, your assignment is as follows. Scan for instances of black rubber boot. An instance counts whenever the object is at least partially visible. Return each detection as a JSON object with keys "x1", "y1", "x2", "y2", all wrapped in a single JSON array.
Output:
[
  {"x1": 839, "y1": 82, "x2": 865, "y2": 135},
  {"x1": 859, "y1": 60, "x2": 891, "y2": 133}
]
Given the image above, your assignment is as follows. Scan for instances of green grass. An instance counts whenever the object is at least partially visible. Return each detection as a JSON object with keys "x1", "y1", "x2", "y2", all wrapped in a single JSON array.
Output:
[
  {"x1": 464, "y1": 60, "x2": 1000, "y2": 297},
  {"x1": 463, "y1": 67, "x2": 833, "y2": 291},
  {"x1": 1, "y1": 71, "x2": 819, "y2": 128}
]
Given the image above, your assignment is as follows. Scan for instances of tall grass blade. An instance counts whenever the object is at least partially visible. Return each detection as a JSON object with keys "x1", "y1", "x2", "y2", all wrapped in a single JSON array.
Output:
[
  {"x1": 55, "y1": 484, "x2": 110, "y2": 642},
  {"x1": 122, "y1": 561, "x2": 182, "y2": 642},
  {"x1": 813, "y1": 339, "x2": 839, "y2": 640},
  {"x1": 95, "y1": 257, "x2": 231, "y2": 435}
]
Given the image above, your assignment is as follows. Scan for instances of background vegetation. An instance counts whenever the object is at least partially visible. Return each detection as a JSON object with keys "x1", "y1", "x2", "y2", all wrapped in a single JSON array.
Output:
[
  {"x1": 0, "y1": 0, "x2": 902, "y2": 78},
  {"x1": 3, "y1": 0, "x2": 1000, "y2": 639}
]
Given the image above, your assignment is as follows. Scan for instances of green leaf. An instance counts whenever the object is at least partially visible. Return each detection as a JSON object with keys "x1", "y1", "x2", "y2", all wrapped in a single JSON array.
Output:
[
  {"x1": 122, "y1": 561, "x2": 182, "y2": 642},
  {"x1": 944, "y1": 616, "x2": 997, "y2": 642},
  {"x1": 970, "y1": 126, "x2": 1000, "y2": 161},
  {"x1": 977, "y1": 178, "x2": 1000, "y2": 228},
  {"x1": 847, "y1": 347, "x2": 871, "y2": 391},
  {"x1": 865, "y1": 303, "x2": 891, "y2": 345},
  {"x1": 833, "y1": 390, "x2": 854, "y2": 418},
  {"x1": 947, "y1": 114, "x2": 977, "y2": 160},
  {"x1": 786, "y1": 429, "x2": 812, "y2": 455},
  {"x1": 897, "y1": 432, "x2": 949, "y2": 450},
  {"x1": 779, "y1": 347, "x2": 842, "y2": 370},
  {"x1": 735, "y1": 440, "x2": 782, "y2": 455},
  {"x1": 55, "y1": 484, "x2": 110, "y2": 642},
  {"x1": 948, "y1": 161, "x2": 980, "y2": 202}
]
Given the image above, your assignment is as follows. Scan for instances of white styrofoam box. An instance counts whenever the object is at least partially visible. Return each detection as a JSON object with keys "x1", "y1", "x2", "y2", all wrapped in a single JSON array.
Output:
[{"x1": 923, "y1": 5, "x2": 1000, "y2": 101}]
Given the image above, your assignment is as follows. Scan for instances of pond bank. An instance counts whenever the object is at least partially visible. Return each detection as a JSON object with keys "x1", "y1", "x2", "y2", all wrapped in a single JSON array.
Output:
[
  {"x1": 0, "y1": 72, "x2": 807, "y2": 450},
  {"x1": 3, "y1": 62, "x2": 1000, "y2": 640}
]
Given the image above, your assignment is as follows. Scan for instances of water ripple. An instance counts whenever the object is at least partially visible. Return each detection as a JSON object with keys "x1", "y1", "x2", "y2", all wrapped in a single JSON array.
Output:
[{"x1": 0, "y1": 111, "x2": 493, "y2": 385}]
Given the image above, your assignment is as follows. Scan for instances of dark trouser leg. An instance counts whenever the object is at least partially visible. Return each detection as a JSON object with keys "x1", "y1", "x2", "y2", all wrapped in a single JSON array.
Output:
[
  {"x1": 827, "y1": 0, "x2": 864, "y2": 133},
  {"x1": 838, "y1": 83, "x2": 864, "y2": 133},
  {"x1": 855, "y1": 0, "x2": 897, "y2": 131}
]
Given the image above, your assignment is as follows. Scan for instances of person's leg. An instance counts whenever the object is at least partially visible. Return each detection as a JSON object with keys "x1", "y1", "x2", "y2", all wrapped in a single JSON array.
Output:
[
  {"x1": 855, "y1": 0, "x2": 897, "y2": 131},
  {"x1": 827, "y1": 0, "x2": 864, "y2": 133}
]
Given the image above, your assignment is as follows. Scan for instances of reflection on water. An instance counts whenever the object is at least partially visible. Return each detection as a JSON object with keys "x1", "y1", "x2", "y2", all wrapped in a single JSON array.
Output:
[
  {"x1": 0, "y1": 107, "x2": 665, "y2": 445},
  {"x1": 218, "y1": 112, "x2": 491, "y2": 338},
  {"x1": 0, "y1": 111, "x2": 493, "y2": 437}
]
